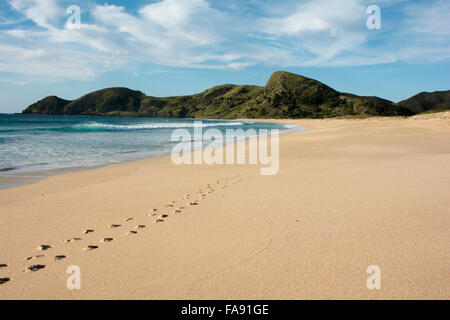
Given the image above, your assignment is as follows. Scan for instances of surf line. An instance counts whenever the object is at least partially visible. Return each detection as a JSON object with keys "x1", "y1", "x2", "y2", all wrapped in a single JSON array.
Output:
[
  {"x1": 170, "y1": 121, "x2": 280, "y2": 175},
  {"x1": 0, "y1": 175, "x2": 50, "y2": 178}
]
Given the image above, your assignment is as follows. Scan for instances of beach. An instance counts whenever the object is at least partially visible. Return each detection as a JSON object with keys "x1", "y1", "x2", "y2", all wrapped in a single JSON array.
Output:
[{"x1": 0, "y1": 112, "x2": 449, "y2": 299}]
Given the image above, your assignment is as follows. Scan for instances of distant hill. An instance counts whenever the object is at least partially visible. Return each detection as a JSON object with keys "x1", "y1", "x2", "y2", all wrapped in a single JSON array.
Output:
[
  {"x1": 398, "y1": 90, "x2": 450, "y2": 114},
  {"x1": 24, "y1": 96, "x2": 71, "y2": 115},
  {"x1": 24, "y1": 88, "x2": 145, "y2": 116},
  {"x1": 23, "y1": 71, "x2": 418, "y2": 118}
]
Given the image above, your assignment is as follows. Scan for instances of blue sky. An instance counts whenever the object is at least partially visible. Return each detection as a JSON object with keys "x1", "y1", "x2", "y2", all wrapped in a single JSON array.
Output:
[{"x1": 0, "y1": 0, "x2": 449, "y2": 113}]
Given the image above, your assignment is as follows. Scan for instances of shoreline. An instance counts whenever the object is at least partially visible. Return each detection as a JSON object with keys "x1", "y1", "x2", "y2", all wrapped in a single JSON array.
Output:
[
  {"x1": 0, "y1": 165, "x2": 105, "y2": 191},
  {"x1": 0, "y1": 113, "x2": 449, "y2": 299},
  {"x1": 0, "y1": 118, "x2": 303, "y2": 191}
]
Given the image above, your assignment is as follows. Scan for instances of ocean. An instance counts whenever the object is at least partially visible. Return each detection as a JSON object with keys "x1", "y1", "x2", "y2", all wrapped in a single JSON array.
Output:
[{"x1": 0, "y1": 114, "x2": 295, "y2": 178}]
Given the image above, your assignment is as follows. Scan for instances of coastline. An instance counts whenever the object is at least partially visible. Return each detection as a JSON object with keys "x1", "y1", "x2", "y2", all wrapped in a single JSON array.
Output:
[
  {"x1": 0, "y1": 165, "x2": 105, "y2": 191},
  {"x1": 0, "y1": 113, "x2": 449, "y2": 299},
  {"x1": 0, "y1": 118, "x2": 301, "y2": 191},
  {"x1": 0, "y1": 116, "x2": 298, "y2": 190}
]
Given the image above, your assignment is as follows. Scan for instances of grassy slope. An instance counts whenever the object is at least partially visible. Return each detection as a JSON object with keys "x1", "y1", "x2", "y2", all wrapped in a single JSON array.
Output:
[
  {"x1": 23, "y1": 71, "x2": 415, "y2": 118},
  {"x1": 398, "y1": 90, "x2": 450, "y2": 114}
]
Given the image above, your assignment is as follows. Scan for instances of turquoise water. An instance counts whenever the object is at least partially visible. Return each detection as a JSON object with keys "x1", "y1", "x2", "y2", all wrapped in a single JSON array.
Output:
[{"x1": 0, "y1": 114, "x2": 293, "y2": 175}]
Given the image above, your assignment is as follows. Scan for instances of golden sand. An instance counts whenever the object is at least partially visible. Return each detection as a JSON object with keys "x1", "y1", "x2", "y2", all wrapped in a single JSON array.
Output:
[{"x1": 0, "y1": 112, "x2": 449, "y2": 299}]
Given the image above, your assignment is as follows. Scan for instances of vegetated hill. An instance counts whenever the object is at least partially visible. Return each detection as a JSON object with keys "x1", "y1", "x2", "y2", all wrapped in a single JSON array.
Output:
[
  {"x1": 23, "y1": 88, "x2": 145, "y2": 116},
  {"x1": 22, "y1": 71, "x2": 414, "y2": 119},
  {"x1": 243, "y1": 71, "x2": 411, "y2": 118},
  {"x1": 138, "y1": 84, "x2": 264, "y2": 119},
  {"x1": 63, "y1": 87, "x2": 145, "y2": 115},
  {"x1": 23, "y1": 96, "x2": 71, "y2": 115},
  {"x1": 398, "y1": 90, "x2": 450, "y2": 114}
]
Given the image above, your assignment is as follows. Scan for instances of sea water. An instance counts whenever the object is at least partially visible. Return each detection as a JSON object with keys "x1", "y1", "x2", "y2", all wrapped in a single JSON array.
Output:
[{"x1": 0, "y1": 114, "x2": 295, "y2": 176}]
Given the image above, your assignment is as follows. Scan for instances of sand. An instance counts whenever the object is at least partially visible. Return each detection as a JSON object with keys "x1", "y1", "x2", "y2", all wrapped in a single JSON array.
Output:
[{"x1": 0, "y1": 113, "x2": 449, "y2": 299}]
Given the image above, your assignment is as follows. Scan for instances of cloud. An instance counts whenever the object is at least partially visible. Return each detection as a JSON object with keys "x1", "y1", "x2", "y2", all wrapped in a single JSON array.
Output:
[
  {"x1": 391, "y1": 0, "x2": 450, "y2": 62},
  {"x1": 1, "y1": 0, "x2": 127, "y2": 81},
  {"x1": 0, "y1": 77, "x2": 30, "y2": 86},
  {"x1": 257, "y1": 0, "x2": 394, "y2": 66},
  {"x1": 262, "y1": 0, "x2": 364, "y2": 36},
  {"x1": 0, "y1": 43, "x2": 114, "y2": 81},
  {"x1": 90, "y1": 1, "x2": 231, "y2": 67},
  {"x1": 403, "y1": 0, "x2": 450, "y2": 35},
  {"x1": 0, "y1": 0, "x2": 448, "y2": 84},
  {"x1": 9, "y1": 0, "x2": 63, "y2": 28}
]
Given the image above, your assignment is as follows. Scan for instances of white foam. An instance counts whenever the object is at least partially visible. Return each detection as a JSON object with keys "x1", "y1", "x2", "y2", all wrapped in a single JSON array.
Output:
[{"x1": 73, "y1": 121, "x2": 245, "y2": 131}]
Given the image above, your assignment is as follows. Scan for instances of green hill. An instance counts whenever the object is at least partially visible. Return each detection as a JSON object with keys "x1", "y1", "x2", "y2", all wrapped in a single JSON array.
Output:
[
  {"x1": 22, "y1": 71, "x2": 418, "y2": 118},
  {"x1": 23, "y1": 96, "x2": 71, "y2": 115},
  {"x1": 398, "y1": 90, "x2": 450, "y2": 114}
]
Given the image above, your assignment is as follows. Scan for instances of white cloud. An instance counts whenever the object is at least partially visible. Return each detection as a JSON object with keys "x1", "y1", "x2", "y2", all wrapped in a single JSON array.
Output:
[
  {"x1": 0, "y1": 0, "x2": 448, "y2": 84},
  {"x1": 257, "y1": 0, "x2": 394, "y2": 66},
  {"x1": 389, "y1": 0, "x2": 450, "y2": 62},
  {"x1": 0, "y1": 43, "x2": 113, "y2": 81},
  {"x1": 0, "y1": 77, "x2": 30, "y2": 86},
  {"x1": 9, "y1": 0, "x2": 63, "y2": 28},
  {"x1": 403, "y1": 0, "x2": 450, "y2": 35},
  {"x1": 262, "y1": 0, "x2": 364, "y2": 36},
  {"x1": 90, "y1": 1, "x2": 227, "y2": 60}
]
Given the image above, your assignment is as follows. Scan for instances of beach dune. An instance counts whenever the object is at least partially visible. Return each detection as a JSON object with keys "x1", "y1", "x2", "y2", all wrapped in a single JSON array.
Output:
[{"x1": 0, "y1": 113, "x2": 449, "y2": 299}]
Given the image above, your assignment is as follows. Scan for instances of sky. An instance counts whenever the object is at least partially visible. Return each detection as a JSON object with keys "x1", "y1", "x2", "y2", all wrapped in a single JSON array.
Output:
[{"x1": 0, "y1": 0, "x2": 449, "y2": 113}]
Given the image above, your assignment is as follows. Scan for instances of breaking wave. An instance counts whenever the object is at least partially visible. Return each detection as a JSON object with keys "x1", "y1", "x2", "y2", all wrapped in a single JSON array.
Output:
[{"x1": 51, "y1": 121, "x2": 246, "y2": 132}]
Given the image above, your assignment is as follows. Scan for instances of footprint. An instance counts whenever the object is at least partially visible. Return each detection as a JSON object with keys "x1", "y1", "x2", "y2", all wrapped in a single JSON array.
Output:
[
  {"x1": 37, "y1": 245, "x2": 52, "y2": 251},
  {"x1": 189, "y1": 202, "x2": 199, "y2": 206},
  {"x1": 0, "y1": 264, "x2": 7, "y2": 268},
  {"x1": 27, "y1": 264, "x2": 46, "y2": 272},
  {"x1": 173, "y1": 209, "x2": 182, "y2": 214},
  {"x1": 125, "y1": 218, "x2": 133, "y2": 222},
  {"x1": 64, "y1": 237, "x2": 82, "y2": 243},
  {"x1": 83, "y1": 245, "x2": 98, "y2": 251},
  {"x1": 0, "y1": 278, "x2": 10, "y2": 285},
  {"x1": 135, "y1": 225, "x2": 146, "y2": 229},
  {"x1": 165, "y1": 204, "x2": 174, "y2": 208},
  {"x1": 154, "y1": 219, "x2": 165, "y2": 224},
  {"x1": 101, "y1": 238, "x2": 114, "y2": 242},
  {"x1": 160, "y1": 214, "x2": 169, "y2": 218},
  {"x1": 83, "y1": 229, "x2": 94, "y2": 234},
  {"x1": 54, "y1": 255, "x2": 66, "y2": 261},
  {"x1": 127, "y1": 231, "x2": 138, "y2": 235},
  {"x1": 109, "y1": 224, "x2": 122, "y2": 229},
  {"x1": 26, "y1": 255, "x2": 44, "y2": 261}
]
